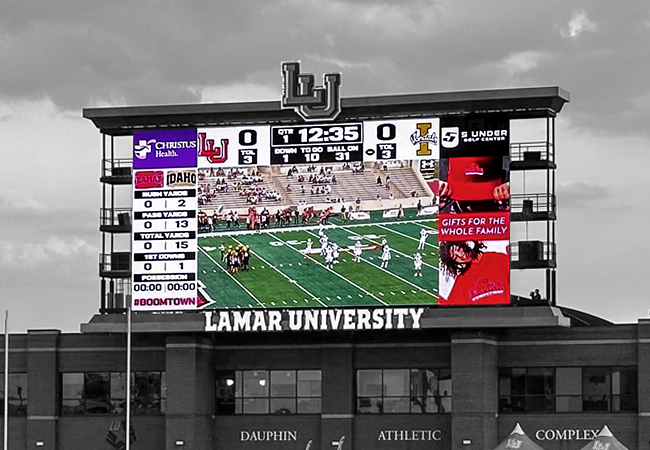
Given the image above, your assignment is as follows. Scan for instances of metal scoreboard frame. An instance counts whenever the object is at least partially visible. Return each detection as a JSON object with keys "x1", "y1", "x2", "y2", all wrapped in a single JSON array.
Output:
[
  {"x1": 128, "y1": 63, "x2": 515, "y2": 315},
  {"x1": 84, "y1": 77, "x2": 569, "y2": 328}
]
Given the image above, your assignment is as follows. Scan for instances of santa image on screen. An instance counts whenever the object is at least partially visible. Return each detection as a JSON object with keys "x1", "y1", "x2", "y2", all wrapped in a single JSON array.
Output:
[{"x1": 438, "y1": 239, "x2": 510, "y2": 305}]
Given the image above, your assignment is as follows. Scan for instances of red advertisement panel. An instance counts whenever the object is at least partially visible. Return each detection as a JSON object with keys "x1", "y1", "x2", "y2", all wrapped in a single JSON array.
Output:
[{"x1": 438, "y1": 115, "x2": 510, "y2": 306}]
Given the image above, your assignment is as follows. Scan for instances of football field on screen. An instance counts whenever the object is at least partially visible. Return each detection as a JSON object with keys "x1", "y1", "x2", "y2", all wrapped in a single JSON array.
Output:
[{"x1": 197, "y1": 217, "x2": 439, "y2": 309}]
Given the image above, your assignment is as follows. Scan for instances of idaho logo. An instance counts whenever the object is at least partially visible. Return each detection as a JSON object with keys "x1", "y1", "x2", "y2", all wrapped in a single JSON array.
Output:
[
  {"x1": 410, "y1": 123, "x2": 437, "y2": 156},
  {"x1": 167, "y1": 170, "x2": 197, "y2": 187}
]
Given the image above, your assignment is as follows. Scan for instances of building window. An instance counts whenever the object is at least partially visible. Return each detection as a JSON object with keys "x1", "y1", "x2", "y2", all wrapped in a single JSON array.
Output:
[
  {"x1": 216, "y1": 370, "x2": 321, "y2": 415},
  {"x1": 61, "y1": 371, "x2": 166, "y2": 415},
  {"x1": 133, "y1": 372, "x2": 166, "y2": 415},
  {"x1": 612, "y1": 367, "x2": 637, "y2": 411},
  {"x1": 0, "y1": 373, "x2": 27, "y2": 416},
  {"x1": 555, "y1": 367, "x2": 581, "y2": 412},
  {"x1": 356, "y1": 369, "x2": 451, "y2": 414},
  {"x1": 498, "y1": 368, "x2": 554, "y2": 413},
  {"x1": 499, "y1": 367, "x2": 637, "y2": 413}
]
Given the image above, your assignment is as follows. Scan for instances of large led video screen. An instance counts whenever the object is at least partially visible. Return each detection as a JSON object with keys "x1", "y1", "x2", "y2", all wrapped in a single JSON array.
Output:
[{"x1": 131, "y1": 115, "x2": 510, "y2": 316}]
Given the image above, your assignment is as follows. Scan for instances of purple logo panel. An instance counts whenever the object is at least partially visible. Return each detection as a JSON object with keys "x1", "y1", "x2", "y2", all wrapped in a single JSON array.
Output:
[{"x1": 133, "y1": 129, "x2": 198, "y2": 169}]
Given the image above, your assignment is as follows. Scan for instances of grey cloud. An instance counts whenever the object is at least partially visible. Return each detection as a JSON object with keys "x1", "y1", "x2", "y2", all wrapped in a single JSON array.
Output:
[
  {"x1": 1, "y1": 0, "x2": 649, "y2": 130},
  {"x1": 557, "y1": 181, "x2": 607, "y2": 208}
]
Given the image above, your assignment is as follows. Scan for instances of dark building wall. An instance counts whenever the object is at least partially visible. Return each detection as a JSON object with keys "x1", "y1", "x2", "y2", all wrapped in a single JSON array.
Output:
[
  {"x1": 166, "y1": 335, "x2": 214, "y2": 449},
  {"x1": 451, "y1": 332, "x2": 499, "y2": 450},
  {"x1": 26, "y1": 331, "x2": 59, "y2": 450},
  {"x1": 57, "y1": 333, "x2": 166, "y2": 372},
  {"x1": 2, "y1": 322, "x2": 648, "y2": 450},
  {"x1": 215, "y1": 416, "x2": 321, "y2": 450},
  {"x1": 498, "y1": 326, "x2": 638, "y2": 366},
  {"x1": 496, "y1": 325, "x2": 640, "y2": 450},
  {"x1": 59, "y1": 416, "x2": 165, "y2": 449},
  {"x1": 498, "y1": 415, "x2": 637, "y2": 450},
  {"x1": 355, "y1": 415, "x2": 451, "y2": 450}
]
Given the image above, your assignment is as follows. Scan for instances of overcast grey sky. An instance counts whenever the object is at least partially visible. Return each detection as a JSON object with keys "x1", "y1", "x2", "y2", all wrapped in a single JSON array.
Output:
[{"x1": 2, "y1": 0, "x2": 649, "y2": 333}]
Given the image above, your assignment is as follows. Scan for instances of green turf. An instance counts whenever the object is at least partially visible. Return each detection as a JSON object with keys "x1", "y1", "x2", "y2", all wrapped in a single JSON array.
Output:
[{"x1": 198, "y1": 215, "x2": 439, "y2": 309}]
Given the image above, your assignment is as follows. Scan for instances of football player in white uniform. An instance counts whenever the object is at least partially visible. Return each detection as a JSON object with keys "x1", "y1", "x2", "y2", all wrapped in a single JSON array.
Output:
[
  {"x1": 413, "y1": 252, "x2": 423, "y2": 277},
  {"x1": 319, "y1": 233, "x2": 329, "y2": 257},
  {"x1": 380, "y1": 244, "x2": 391, "y2": 268},
  {"x1": 353, "y1": 240, "x2": 363, "y2": 262},
  {"x1": 418, "y1": 229, "x2": 430, "y2": 250},
  {"x1": 324, "y1": 244, "x2": 335, "y2": 269},
  {"x1": 302, "y1": 238, "x2": 313, "y2": 255}
]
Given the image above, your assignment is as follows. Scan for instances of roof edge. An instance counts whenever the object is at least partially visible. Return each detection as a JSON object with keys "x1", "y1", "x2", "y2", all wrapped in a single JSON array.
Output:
[{"x1": 83, "y1": 86, "x2": 570, "y2": 128}]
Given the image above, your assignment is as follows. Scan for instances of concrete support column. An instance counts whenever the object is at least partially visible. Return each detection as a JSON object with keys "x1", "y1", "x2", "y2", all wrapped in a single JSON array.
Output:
[
  {"x1": 450, "y1": 331, "x2": 498, "y2": 450},
  {"x1": 165, "y1": 335, "x2": 214, "y2": 450},
  {"x1": 321, "y1": 346, "x2": 354, "y2": 450},
  {"x1": 26, "y1": 330, "x2": 60, "y2": 450}
]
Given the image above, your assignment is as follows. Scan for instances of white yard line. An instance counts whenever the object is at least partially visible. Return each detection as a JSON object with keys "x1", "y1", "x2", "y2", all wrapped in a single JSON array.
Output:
[
  {"x1": 376, "y1": 223, "x2": 439, "y2": 250},
  {"x1": 232, "y1": 237, "x2": 327, "y2": 307},
  {"x1": 199, "y1": 217, "x2": 437, "y2": 238},
  {"x1": 418, "y1": 221, "x2": 439, "y2": 232},
  {"x1": 304, "y1": 229, "x2": 436, "y2": 299},
  {"x1": 341, "y1": 226, "x2": 438, "y2": 271},
  {"x1": 274, "y1": 231, "x2": 388, "y2": 306}
]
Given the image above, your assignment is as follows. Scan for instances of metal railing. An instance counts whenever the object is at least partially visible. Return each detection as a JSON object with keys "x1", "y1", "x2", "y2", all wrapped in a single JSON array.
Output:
[
  {"x1": 510, "y1": 141, "x2": 554, "y2": 163},
  {"x1": 101, "y1": 158, "x2": 133, "y2": 178},
  {"x1": 99, "y1": 208, "x2": 131, "y2": 228},
  {"x1": 510, "y1": 193, "x2": 556, "y2": 216},
  {"x1": 510, "y1": 241, "x2": 556, "y2": 264},
  {"x1": 99, "y1": 252, "x2": 131, "y2": 275}
]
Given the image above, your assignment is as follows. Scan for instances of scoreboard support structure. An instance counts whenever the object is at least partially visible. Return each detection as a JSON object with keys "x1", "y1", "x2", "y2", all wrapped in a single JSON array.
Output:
[{"x1": 85, "y1": 85, "x2": 568, "y2": 314}]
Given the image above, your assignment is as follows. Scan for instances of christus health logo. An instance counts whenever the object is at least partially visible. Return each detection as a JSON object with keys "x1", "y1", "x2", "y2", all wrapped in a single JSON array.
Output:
[
  {"x1": 133, "y1": 129, "x2": 198, "y2": 169},
  {"x1": 134, "y1": 139, "x2": 154, "y2": 160}
]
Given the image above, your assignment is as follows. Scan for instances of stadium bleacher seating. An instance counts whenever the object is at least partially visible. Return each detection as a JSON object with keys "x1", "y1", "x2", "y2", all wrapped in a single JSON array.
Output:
[{"x1": 198, "y1": 162, "x2": 432, "y2": 216}]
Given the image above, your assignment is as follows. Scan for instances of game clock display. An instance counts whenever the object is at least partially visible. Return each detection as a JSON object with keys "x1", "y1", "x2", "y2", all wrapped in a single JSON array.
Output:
[{"x1": 270, "y1": 123, "x2": 363, "y2": 164}]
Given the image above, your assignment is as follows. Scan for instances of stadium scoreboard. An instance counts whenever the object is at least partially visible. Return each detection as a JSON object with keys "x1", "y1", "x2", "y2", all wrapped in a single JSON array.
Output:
[
  {"x1": 131, "y1": 112, "x2": 511, "y2": 317},
  {"x1": 130, "y1": 63, "x2": 511, "y2": 324}
]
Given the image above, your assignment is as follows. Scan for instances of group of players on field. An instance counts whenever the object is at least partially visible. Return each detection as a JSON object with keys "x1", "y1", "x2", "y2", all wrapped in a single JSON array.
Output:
[
  {"x1": 219, "y1": 243, "x2": 251, "y2": 275},
  {"x1": 301, "y1": 223, "x2": 432, "y2": 276},
  {"x1": 217, "y1": 222, "x2": 434, "y2": 277}
]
